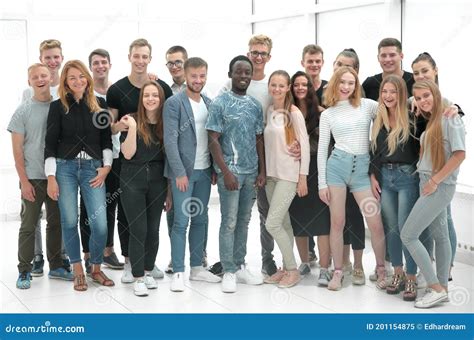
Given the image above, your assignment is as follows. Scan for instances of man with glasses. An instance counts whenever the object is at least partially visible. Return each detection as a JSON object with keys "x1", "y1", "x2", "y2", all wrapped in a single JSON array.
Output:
[{"x1": 165, "y1": 46, "x2": 188, "y2": 95}]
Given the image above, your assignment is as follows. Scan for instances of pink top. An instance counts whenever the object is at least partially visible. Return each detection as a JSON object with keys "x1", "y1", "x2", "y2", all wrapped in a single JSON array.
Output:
[{"x1": 264, "y1": 106, "x2": 310, "y2": 183}]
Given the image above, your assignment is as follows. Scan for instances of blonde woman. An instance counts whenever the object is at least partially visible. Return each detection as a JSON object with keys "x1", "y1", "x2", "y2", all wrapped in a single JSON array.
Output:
[
  {"x1": 263, "y1": 70, "x2": 310, "y2": 288},
  {"x1": 401, "y1": 80, "x2": 465, "y2": 308}
]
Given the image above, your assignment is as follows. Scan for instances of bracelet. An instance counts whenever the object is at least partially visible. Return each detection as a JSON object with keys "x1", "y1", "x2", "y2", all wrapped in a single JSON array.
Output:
[{"x1": 429, "y1": 177, "x2": 439, "y2": 186}]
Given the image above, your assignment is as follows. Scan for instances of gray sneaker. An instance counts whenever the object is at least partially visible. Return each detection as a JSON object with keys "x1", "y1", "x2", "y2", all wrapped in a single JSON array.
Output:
[
  {"x1": 31, "y1": 255, "x2": 44, "y2": 277},
  {"x1": 103, "y1": 252, "x2": 124, "y2": 269},
  {"x1": 317, "y1": 268, "x2": 332, "y2": 286},
  {"x1": 298, "y1": 263, "x2": 311, "y2": 276}
]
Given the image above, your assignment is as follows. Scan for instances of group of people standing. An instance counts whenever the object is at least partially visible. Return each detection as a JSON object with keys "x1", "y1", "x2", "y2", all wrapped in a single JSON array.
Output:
[{"x1": 9, "y1": 34, "x2": 465, "y2": 309}]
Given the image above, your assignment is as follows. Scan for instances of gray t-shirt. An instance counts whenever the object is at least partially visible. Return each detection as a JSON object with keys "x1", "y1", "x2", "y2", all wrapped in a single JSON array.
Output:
[
  {"x1": 22, "y1": 85, "x2": 58, "y2": 103},
  {"x1": 7, "y1": 97, "x2": 52, "y2": 180},
  {"x1": 206, "y1": 90, "x2": 263, "y2": 174},
  {"x1": 417, "y1": 115, "x2": 465, "y2": 185}
]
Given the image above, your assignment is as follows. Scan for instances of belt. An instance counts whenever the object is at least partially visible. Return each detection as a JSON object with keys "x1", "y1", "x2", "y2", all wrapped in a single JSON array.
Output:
[
  {"x1": 383, "y1": 163, "x2": 404, "y2": 170},
  {"x1": 76, "y1": 151, "x2": 93, "y2": 160}
]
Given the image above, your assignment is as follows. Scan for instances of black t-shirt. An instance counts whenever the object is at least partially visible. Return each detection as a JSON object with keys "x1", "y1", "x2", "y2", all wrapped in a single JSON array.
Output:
[
  {"x1": 107, "y1": 76, "x2": 173, "y2": 120},
  {"x1": 362, "y1": 71, "x2": 414, "y2": 101},
  {"x1": 315, "y1": 79, "x2": 328, "y2": 105},
  {"x1": 120, "y1": 121, "x2": 165, "y2": 165}
]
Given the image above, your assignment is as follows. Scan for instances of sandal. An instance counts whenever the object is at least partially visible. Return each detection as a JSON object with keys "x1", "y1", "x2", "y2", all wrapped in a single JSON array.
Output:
[
  {"x1": 386, "y1": 273, "x2": 406, "y2": 295},
  {"x1": 403, "y1": 279, "x2": 417, "y2": 301},
  {"x1": 91, "y1": 271, "x2": 115, "y2": 287},
  {"x1": 73, "y1": 274, "x2": 88, "y2": 291},
  {"x1": 375, "y1": 265, "x2": 387, "y2": 290}
]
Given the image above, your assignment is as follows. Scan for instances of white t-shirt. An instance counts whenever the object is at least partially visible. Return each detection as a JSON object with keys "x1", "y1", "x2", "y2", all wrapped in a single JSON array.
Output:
[{"x1": 189, "y1": 98, "x2": 210, "y2": 169}]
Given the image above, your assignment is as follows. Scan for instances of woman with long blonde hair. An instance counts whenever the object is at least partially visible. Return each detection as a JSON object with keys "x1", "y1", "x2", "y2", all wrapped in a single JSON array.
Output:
[
  {"x1": 263, "y1": 70, "x2": 310, "y2": 288},
  {"x1": 370, "y1": 75, "x2": 423, "y2": 300},
  {"x1": 45, "y1": 60, "x2": 113, "y2": 291},
  {"x1": 400, "y1": 80, "x2": 465, "y2": 308}
]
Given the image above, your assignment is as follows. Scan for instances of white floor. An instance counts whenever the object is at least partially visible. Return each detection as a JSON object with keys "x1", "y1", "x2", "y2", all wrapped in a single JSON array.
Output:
[{"x1": 1, "y1": 200, "x2": 473, "y2": 314}]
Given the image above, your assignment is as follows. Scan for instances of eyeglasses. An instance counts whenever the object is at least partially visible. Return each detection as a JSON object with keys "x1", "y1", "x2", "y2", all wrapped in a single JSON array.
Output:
[
  {"x1": 249, "y1": 51, "x2": 270, "y2": 58},
  {"x1": 166, "y1": 60, "x2": 184, "y2": 68}
]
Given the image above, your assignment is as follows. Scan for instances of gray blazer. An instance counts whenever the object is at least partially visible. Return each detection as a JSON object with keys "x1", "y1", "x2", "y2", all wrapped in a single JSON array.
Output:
[{"x1": 163, "y1": 90, "x2": 212, "y2": 179}]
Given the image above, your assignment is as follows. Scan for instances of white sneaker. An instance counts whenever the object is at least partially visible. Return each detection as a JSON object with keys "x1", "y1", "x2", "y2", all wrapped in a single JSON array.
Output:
[
  {"x1": 170, "y1": 272, "x2": 185, "y2": 292},
  {"x1": 134, "y1": 278, "x2": 148, "y2": 296},
  {"x1": 190, "y1": 266, "x2": 221, "y2": 283},
  {"x1": 151, "y1": 265, "x2": 164, "y2": 279},
  {"x1": 121, "y1": 262, "x2": 135, "y2": 284},
  {"x1": 144, "y1": 273, "x2": 158, "y2": 289},
  {"x1": 415, "y1": 289, "x2": 448, "y2": 308},
  {"x1": 317, "y1": 268, "x2": 332, "y2": 286},
  {"x1": 221, "y1": 272, "x2": 237, "y2": 293},
  {"x1": 417, "y1": 272, "x2": 427, "y2": 289},
  {"x1": 236, "y1": 265, "x2": 263, "y2": 285}
]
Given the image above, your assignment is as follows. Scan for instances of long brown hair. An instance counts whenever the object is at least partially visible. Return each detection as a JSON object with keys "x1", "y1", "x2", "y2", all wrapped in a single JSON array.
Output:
[
  {"x1": 58, "y1": 60, "x2": 102, "y2": 113},
  {"x1": 413, "y1": 80, "x2": 445, "y2": 173},
  {"x1": 269, "y1": 70, "x2": 296, "y2": 145},
  {"x1": 371, "y1": 75, "x2": 411, "y2": 155},
  {"x1": 136, "y1": 81, "x2": 165, "y2": 146}
]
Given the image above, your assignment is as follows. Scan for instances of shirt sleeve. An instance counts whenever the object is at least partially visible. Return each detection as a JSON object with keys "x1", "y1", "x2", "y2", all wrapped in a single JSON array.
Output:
[
  {"x1": 446, "y1": 116, "x2": 466, "y2": 152},
  {"x1": 44, "y1": 101, "x2": 61, "y2": 159},
  {"x1": 205, "y1": 97, "x2": 224, "y2": 133},
  {"x1": 7, "y1": 105, "x2": 26, "y2": 135},
  {"x1": 106, "y1": 84, "x2": 120, "y2": 109},
  {"x1": 317, "y1": 110, "x2": 331, "y2": 189}
]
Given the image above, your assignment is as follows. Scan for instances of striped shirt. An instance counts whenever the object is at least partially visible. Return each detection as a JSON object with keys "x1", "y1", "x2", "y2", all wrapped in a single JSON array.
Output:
[{"x1": 317, "y1": 98, "x2": 378, "y2": 189}]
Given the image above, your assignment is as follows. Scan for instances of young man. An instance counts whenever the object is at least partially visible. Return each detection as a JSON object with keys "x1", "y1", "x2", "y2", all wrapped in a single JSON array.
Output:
[
  {"x1": 362, "y1": 37, "x2": 414, "y2": 100},
  {"x1": 163, "y1": 57, "x2": 221, "y2": 292},
  {"x1": 106, "y1": 38, "x2": 172, "y2": 283},
  {"x1": 76, "y1": 49, "x2": 124, "y2": 272},
  {"x1": 9, "y1": 64, "x2": 74, "y2": 289},
  {"x1": 21, "y1": 39, "x2": 66, "y2": 277},
  {"x1": 213, "y1": 35, "x2": 277, "y2": 278},
  {"x1": 165, "y1": 45, "x2": 188, "y2": 95},
  {"x1": 206, "y1": 55, "x2": 265, "y2": 293},
  {"x1": 22, "y1": 39, "x2": 64, "y2": 102},
  {"x1": 301, "y1": 44, "x2": 327, "y2": 107}
]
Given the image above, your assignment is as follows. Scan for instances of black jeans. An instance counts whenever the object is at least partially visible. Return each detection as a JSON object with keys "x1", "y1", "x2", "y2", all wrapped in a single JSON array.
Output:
[{"x1": 120, "y1": 162, "x2": 167, "y2": 278}]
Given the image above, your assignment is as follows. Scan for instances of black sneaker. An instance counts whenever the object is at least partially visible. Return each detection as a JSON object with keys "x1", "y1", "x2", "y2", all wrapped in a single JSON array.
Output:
[
  {"x1": 261, "y1": 261, "x2": 277, "y2": 277},
  {"x1": 103, "y1": 252, "x2": 124, "y2": 269},
  {"x1": 31, "y1": 255, "x2": 44, "y2": 277},
  {"x1": 62, "y1": 258, "x2": 71, "y2": 271},
  {"x1": 208, "y1": 261, "x2": 224, "y2": 277},
  {"x1": 165, "y1": 260, "x2": 173, "y2": 274},
  {"x1": 85, "y1": 258, "x2": 92, "y2": 275}
]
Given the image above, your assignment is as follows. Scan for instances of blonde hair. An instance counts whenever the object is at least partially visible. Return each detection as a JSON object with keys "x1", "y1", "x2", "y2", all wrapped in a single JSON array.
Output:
[
  {"x1": 58, "y1": 60, "x2": 102, "y2": 113},
  {"x1": 248, "y1": 34, "x2": 273, "y2": 53},
  {"x1": 371, "y1": 75, "x2": 411, "y2": 155},
  {"x1": 413, "y1": 80, "x2": 445, "y2": 173},
  {"x1": 129, "y1": 38, "x2": 152, "y2": 55},
  {"x1": 269, "y1": 70, "x2": 296, "y2": 145},
  {"x1": 323, "y1": 66, "x2": 361, "y2": 108},
  {"x1": 39, "y1": 39, "x2": 62, "y2": 55},
  {"x1": 27, "y1": 63, "x2": 50, "y2": 77}
]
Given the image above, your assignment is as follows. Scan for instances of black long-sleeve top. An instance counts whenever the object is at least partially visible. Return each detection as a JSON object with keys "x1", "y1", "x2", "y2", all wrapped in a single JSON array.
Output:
[
  {"x1": 369, "y1": 112, "x2": 427, "y2": 183},
  {"x1": 45, "y1": 94, "x2": 112, "y2": 160}
]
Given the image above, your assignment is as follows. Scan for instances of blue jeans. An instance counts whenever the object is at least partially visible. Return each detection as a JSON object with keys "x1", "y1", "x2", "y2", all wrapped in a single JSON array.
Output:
[
  {"x1": 401, "y1": 174, "x2": 454, "y2": 287},
  {"x1": 447, "y1": 204, "x2": 457, "y2": 267},
  {"x1": 217, "y1": 172, "x2": 257, "y2": 273},
  {"x1": 380, "y1": 164, "x2": 419, "y2": 275},
  {"x1": 171, "y1": 168, "x2": 212, "y2": 273},
  {"x1": 56, "y1": 159, "x2": 107, "y2": 265}
]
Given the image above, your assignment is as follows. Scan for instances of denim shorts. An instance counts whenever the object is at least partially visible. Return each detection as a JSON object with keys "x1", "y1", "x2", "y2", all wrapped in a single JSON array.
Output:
[{"x1": 326, "y1": 148, "x2": 370, "y2": 192}]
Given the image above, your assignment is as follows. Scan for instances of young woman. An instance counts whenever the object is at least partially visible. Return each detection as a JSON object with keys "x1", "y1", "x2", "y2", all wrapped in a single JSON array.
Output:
[
  {"x1": 317, "y1": 66, "x2": 386, "y2": 291},
  {"x1": 263, "y1": 70, "x2": 310, "y2": 288},
  {"x1": 331, "y1": 49, "x2": 371, "y2": 286},
  {"x1": 119, "y1": 80, "x2": 170, "y2": 296},
  {"x1": 412, "y1": 53, "x2": 463, "y2": 281},
  {"x1": 288, "y1": 71, "x2": 332, "y2": 285},
  {"x1": 401, "y1": 80, "x2": 465, "y2": 308},
  {"x1": 370, "y1": 75, "x2": 423, "y2": 299},
  {"x1": 45, "y1": 60, "x2": 113, "y2": 291}
]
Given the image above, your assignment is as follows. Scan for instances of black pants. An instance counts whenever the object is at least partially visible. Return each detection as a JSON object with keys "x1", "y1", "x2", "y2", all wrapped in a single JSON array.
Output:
[
  {"x1": 80, "y1": 159, "x2": 123, "y2": 253},
  {"x1": 343, "y1": 192, "x2": 365, "y2": 250},
  {"x1": 120, "y1": 162, "x2": 167, "y2": 278}
]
